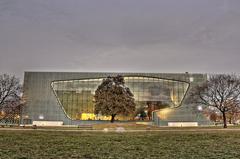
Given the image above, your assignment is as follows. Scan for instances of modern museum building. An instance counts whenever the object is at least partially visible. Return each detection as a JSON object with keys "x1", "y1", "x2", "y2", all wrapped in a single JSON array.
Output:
[{"x1": 21, "y1": 72, "x2": 211, "y2": 126}]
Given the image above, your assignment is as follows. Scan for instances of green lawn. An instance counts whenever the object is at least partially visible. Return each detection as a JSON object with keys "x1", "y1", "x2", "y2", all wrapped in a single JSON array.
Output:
[{"x1": 0, "y1": 130, "x2": 240, "y2": 159}]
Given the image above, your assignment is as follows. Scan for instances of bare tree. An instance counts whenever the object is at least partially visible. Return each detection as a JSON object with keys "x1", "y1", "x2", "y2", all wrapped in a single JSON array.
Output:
[
  {"x1": 94, "y1": 75, "x2": 136, "y2": 123},
  {"x1": 190, "y1": 74, "x2": 240, "y2": 128},
  {"x1": 0, "y1": 74, "x2": 22, "y2": 124}
]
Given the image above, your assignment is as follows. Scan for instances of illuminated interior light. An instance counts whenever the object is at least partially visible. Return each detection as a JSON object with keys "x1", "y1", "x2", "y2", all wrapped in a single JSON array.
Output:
[{"x1": 157, "y1": 108, "x2": 172, "y2": 120}]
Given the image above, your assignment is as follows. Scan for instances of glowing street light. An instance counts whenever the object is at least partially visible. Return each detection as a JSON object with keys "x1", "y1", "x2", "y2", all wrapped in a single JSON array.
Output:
[{"x1": 197, "y1": 105, "x2": 203, "y2": 111}]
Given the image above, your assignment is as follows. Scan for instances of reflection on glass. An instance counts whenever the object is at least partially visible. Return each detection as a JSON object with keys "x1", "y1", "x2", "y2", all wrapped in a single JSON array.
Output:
[{"x1": 51, "y1": 77, "x2": 189, "y2": 121}]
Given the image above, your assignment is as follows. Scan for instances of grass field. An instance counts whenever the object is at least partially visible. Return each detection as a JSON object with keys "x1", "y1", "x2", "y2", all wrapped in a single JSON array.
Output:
[{"x1": 0, "y1": 130, "x2": 240, "y2": 159}]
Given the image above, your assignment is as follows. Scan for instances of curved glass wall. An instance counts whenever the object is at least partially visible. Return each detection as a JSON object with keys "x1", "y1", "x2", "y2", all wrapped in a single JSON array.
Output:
[{"x1": 51, "y1": 77, "x2": 189, "y2": 121}]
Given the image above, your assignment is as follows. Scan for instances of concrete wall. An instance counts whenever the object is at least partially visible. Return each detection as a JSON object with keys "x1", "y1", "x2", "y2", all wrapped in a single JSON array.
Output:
[{"x1": 22, "y1": 72, "x2": 210, "y2": 125}]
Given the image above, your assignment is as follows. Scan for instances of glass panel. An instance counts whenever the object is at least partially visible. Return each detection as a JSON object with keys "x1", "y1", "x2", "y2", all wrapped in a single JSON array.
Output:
[{"x1": 51, "y1": 77, "x2": 189, "y2": 121}]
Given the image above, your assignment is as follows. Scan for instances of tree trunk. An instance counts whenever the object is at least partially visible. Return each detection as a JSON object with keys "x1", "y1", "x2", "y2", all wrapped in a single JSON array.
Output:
[
  {"x1": 222, "y1": 111, "x2": 227, "y2": 128},
  {"x1": 110, "y1": 114, "x2": 116, "y2": 123}
]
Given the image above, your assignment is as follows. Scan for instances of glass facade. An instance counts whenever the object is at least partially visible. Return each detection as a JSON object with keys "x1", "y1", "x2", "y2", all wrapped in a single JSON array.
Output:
[{"x1": 51, "y1": 77, "x2": 189, "y2": 121}]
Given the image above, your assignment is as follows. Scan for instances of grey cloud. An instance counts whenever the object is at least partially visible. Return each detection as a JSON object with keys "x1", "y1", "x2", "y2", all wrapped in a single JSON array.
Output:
[{"x1": 0, "y1": 0, "x2": 240, "y2": 81}]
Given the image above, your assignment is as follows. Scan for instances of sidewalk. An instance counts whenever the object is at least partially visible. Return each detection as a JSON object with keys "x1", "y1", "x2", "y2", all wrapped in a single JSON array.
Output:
[{"x1": 1, "y1": 127, "x2": 240, "y2": 132}]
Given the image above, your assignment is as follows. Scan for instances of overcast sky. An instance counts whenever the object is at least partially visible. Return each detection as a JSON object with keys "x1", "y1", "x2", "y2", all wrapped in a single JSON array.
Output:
[{"x1": 0, "y1": 0, "x2": 240, "y2": 80}]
